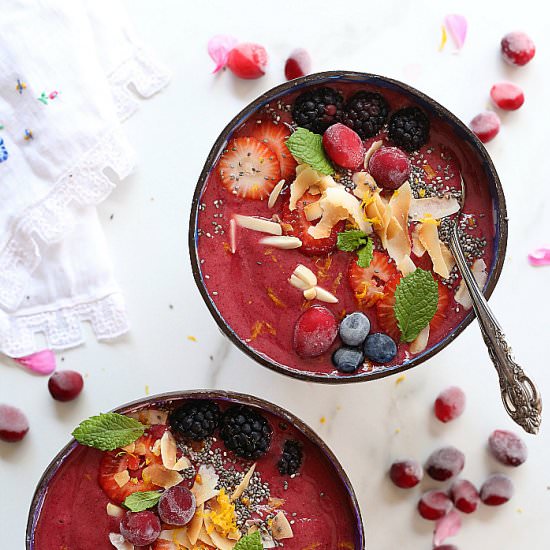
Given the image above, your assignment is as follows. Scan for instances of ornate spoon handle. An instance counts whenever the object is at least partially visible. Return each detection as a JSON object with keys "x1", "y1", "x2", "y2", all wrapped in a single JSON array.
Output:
[{"x1": 449, "y1": 224, "x2": 542, "y2": 434}]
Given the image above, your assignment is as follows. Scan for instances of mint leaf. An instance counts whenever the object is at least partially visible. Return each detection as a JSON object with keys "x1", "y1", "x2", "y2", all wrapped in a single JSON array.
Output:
[
  {"x1": 337, "y1": 229, "x2": 368, "y2": 252},
  {"x1": 394, "y1": 269, "x2": 439, "y2": 343},
  {"x1": 357, "y1": 239, "x2": 374, "y2": 268},
  {"x1": 234, "y1": 531, "x2": 263, "y2": 550},
  {"x1": 72, "y1": 413, "x2": 145, "y2": 451},
  {"x1": 286, "y1": 127, "x2": 334, "y2": 175},
  {"x1": 123, "y1": 491, "x2": 162, "y2": 512}
]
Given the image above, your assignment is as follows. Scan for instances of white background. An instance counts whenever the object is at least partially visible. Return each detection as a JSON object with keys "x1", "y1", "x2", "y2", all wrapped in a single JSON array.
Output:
[{"x1": 2, "y1": 0, "x2": 550, "y2": 548}]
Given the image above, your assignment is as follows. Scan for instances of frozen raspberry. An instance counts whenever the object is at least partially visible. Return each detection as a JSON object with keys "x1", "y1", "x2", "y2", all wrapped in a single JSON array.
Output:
[
  {"x1": 120, "y1": 511, "x2": 161, "y2": 546},
  {"x1": 488, "y1": 429, "x2": 528, "y2": 467},
  {"x1": 470, "y1": 111, "x2": 500, "y2": 143},
  {"x1": 48, "y1": 370, "x2": 84, "y2": 401},
  {"x1": 426, "y1": 446, "x2": 465, "y2": 481},
  {"x1": 368, "y1": 147, "x2": 411, "y2": 190},
  {"x1": 227, "y1": 43, "x2": 268, "y2": 79},
  {"x1": 490, "y1": 82, "x2": 525, "y2": 111},
  {"x1": 285, "y1": 48, "x2": 311, "y2": 80},
  {"x1": 480, "y1": 474, "x2": 514, "y2": 505},
  {"x1": 293, "y1": 306, "x2": 338, "y2": 358},
  {"x1": 417, "y1": 490, "x2": 453, "y2": 520},
  {"x1": 322, "y1": 123, "x2": 365, "y2": 169},
  {"x1": 0, "y1": 404, "x2": 29, "y2": 442},
  {"x1": 434, "y1": 386, "x2": 466, "y2": 423},
  {"x1": 389, "y1": 459, "x2": 423, "y2": 489},
  {"x1": 501, "y1": 32, "x2": 535, "y2": 66},
  {"x1": 450, "y1": 479, "x2": 480, "y2": 514}
]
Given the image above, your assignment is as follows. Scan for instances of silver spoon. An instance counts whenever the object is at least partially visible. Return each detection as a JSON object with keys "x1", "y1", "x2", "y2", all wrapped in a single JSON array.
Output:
[{"x1": 445, "y1": 176, "x2": 542, "y2": 434}]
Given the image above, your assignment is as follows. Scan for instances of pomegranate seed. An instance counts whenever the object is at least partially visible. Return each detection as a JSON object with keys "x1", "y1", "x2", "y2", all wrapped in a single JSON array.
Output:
[
  {"x1": 501, "y1": 31, "x2": 536, "y2": 66},
  {"x1": 389, "y1": 459, "x2": 423, "y2": 489},
  {"x1": 158, "y1": 486, "x2": 196, "y2": 526},
  {"x1": 368, "y1": 146, "x2": 411, "y2": 190},
  {"x1": 470, "y1": 111, "x2": 500, "y2": 143},
  {"x1": 480, "y1": 473, "x2": 514, "y2": 506},
  {"x1": 450, "y1": 479, "x2": 480, "y2": 514},
  {"x1": 322, "y1": 123, "x2": 365, "y2": 170},
  {"x1": 0, "y1": 404, "x2": 29, "y2": 442},
  {"x1": 426, "y1": 446, "x2": 465, "y2": 481},
  {"x1": 434, "y1": 386, "x2": 466, "y2": 423},
  {"x1": 489, "y1": 430, "x2": 528, "y2": 467},
  {"x1": 417, "y1": 490, "x2": 453, "y2": 520},
  {"x1": 48, "y1": 370, "x2": 84, "y2": 401},
  {"x1": 293, "y1": 306, "x2": 338, "y2": 358},
  {"x1": 284, "y1": 48, "x2": 311, "y2": 80},
  {"x1": 490, "y1": 82, "x2": 525, "y2": 111},
  {"x1": 227, "y1": 43, "x2": 268, "y2": 79}
]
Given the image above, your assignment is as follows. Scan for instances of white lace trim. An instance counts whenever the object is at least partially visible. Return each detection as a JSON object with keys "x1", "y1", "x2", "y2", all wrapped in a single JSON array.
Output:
[{"x1": 0, "y1": 292, "x2": 129, "y2": 358}]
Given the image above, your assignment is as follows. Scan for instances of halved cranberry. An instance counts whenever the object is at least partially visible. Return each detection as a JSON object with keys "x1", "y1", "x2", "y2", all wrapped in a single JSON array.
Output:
[
  {"x1": 426, "y1": 446, "x2": 465, "y2": 481},
  {"x1": 488, "y1": 429, "x2": 527, "y2": 467},
  {"x1": 434, "y1": 386, "x2": 466, "y2": 423},
  {"x1": 389, "y1": 459, "x2": 423, "y2": 489},
  {"x1": 418, "y1": 490, "x2": 453, "y2": 520},
  {"x1": 480, "y1": 474, "x2": 514, "y2": 506},
  {"x1": 450, "y1": 479, "x2": 480, "y2": 514}
]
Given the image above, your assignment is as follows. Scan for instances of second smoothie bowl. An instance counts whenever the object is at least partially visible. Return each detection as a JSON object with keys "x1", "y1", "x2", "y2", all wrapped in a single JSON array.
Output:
[{"x1": 189, "y1": 71, "x2": 507, "y2": 383}]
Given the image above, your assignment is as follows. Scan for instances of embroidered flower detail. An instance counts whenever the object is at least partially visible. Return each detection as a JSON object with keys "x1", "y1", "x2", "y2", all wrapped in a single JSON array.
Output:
[
  {"x1": 0, "y1": 138, "x2": 8, "y2": 163},
  {"x1": 16, "y1": 79, "x2": 27, "y2": 94},
  {"x1": 24, "y1": 129, "x2": 33, "y2": 141},
  {"x1": 38, "y1": 92, "x2": 49, "y2": 104}
]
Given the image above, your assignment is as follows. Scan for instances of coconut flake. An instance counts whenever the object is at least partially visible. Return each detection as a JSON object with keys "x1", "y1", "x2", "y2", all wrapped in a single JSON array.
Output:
[
  {"x1": 268, "y1": 179, "x2": 285, "y2": 209},
  {"x1": 14, "y1": 349, "x2": 56, "y2": 375},
  {"x1": 433, "y1": 509, "x2": 462, "y2": 547},
  {"x1": 128, "y1": 409, "x2": 168, "y2": 426},
  {"x1": 418, "y1": 222, "x2": 455, "y2": 279},
  {"x1": 411, "y1": 225, "x2": 426, "y2": 257},
  {"x1": 289, "y1": 166, "x2": 338, "y2": 210},
  {"x1": 142, "y1": 463, "x2": 183, "y2": 489},
  {"x1": 363, "y1": 140, "x2": 383, "y2": 169},
  {"x1": 231, "y1": 463, "x2": 256, "y2": 501},
  {"x1": 303, "y1": 287, "x2": 317, "y2": 301},
  {"x1": 158, "y1": 528, "x2": 191, "y2": 547},
  {"x1": 107, "y1": 503, "x2": 125, "y2": 518},
  {"x1": 234, "y1": 215, "x2": 282, "y2": 235},
  {"x1": 204, "y1": 517, "x2": 237, "y2": 550},
  {"x1": 109, "y1": 533, "x2": 133, "y2": 550},
  {"x1": 410, "y1": 325, "x2": 430, "y2": 354},
  {"x1": 113, "y1": 470, "x2": 130, "y2": 488},
  {"x1": 304, "y1": 200, "x2": 323, "y2": 221},
  {"x1": 396, "y1": 255, "x2": 417, "y2": 276},
  {"x1": 271, "y1": 511, "x2": 294, "y2": 540},
  {"x1": 198, "y1": 525, "x2": 216, "y2": 546},
  {"x1": 191, "y1": 465, "x2": 220, "y2": 506},
  {"x1": 160, "y1": 430, "x2": 178, "y2": 470},
  {"x1": 455, "y1": 259, "x2": 488, "y2": 309},
  {"x1": 208, "y1": 35, "x2": 238, "y2": 73},
  {"x1": 260, "y1": 236, "x2": 302, "y2": 249},
  {"x1": 409, "y1": 196, "x2": 460, "y2": 221},
  {"x1": 188, "y1": 504, "x2": 204, "y2": 545},
  {"x1": 444, "y1": 14, "x2": 468, "y2": 50},
  {"x1": 314, "y1": 286, "x2": 338, "y2": 303},
  {"x1": 173, "y1": 455, "x2": 192, "y2": 471}
]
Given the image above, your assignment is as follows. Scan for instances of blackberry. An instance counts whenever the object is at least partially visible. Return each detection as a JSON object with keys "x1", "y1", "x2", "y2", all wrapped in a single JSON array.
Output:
[
  {"x1": 277, "y1": 440, "x2": 303, "y2": 476},
  {"x1": 291, "y1": 87, "x2": 344, "y2": 133},
  {"x1": 341, "y1": 91, "x2": 389, "y2": 139},
  {"x1": 169, "y1": 400, "x2": 221, "y2": 441},
  {"x1": 220, "y1": 405, "x2": 272, "y2": 459},
  {"x1": 388, "y1": 107, "x2": 430, "y2": 152}
]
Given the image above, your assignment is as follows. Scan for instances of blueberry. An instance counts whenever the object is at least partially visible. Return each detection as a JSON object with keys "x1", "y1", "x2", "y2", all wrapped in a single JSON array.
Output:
[
  {"x1": 332, "y1": 347, "x2": 364, "y2": 373},
  {"x1": 339, "y1": 312, "x2": 371, "y2": 346},
  {"x1": 363, "y1": 333, "x2": 397, "y2": 364}
]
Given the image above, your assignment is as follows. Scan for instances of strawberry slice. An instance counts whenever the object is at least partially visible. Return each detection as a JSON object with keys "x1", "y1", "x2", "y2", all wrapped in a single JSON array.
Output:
[
  {"x1": 281, "y1": 193, "x2": 343, "y2": 256},
  {"x1": 348, "y1": 251, "x2": 399, "y2": 308},
  {"x1": 430, "y1": 281, "x2": 452, "y2": 331},
  {"x1": 250, "y1": 120, "x2": 297, "y2": 180},
  {"x1": 218, "y1": 136, "x2": 281, "y2": 200}
]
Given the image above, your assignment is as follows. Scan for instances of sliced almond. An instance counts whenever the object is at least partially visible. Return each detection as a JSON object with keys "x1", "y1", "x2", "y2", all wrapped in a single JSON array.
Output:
[
  {"x1": 455, "y1": 259, "x2": 487, "y2": 309},
  {"x1": 107, "y1": 503, "x2": 125, "y2": 518},
  {"x1": 409, "y1": 196, "x2": 460, "y2": 221},
  {"x1": 187, "y1": 504, "x2": 204, "y2": 545},
  {"x1": 410, "y1": 325, "x2": 430, "y2": 354},
  {"x1": 303, "y1": 287, "x2": 317, "y2": 300},
  {"x1": 113, "y1": 470, "x2": 130, "y2": 488},
  {"x1": 229, "y1": 218, "x2": 237, "y2": 254},
  {"x1": 142, "y1": 463, "x2": 183, "y2": 489},
  {"x1": 271, "y1": 511, "x2": 294, "y2": 540},
  {"x1": 260, "y1": 236, "x2": 302, "y2": 249},
  {"x1": 160, "y1": 430, "x2": 178, "y2": 470},
  {"x1": 268, "y1": 179, "x2": 285, "y2": 208},
  {"x1": 363, "y1": 139, "x2": 383, "y2": 169},
  {"x1": 234, "y1": 214, "x2": 282, "y2": 235},
  {"x1": 191, "y1": 465, "x2": 220, "y2": 506},
  {"x1": 293, "y1": 264, "x2": 317, "y2": 288},
  {"x1": 289, "y1": 274, "x2": 310, "y2": 290},
  {"x1": 231, "y1": 463, "x2": 256, "y2": 501},
  {"x1": 109, "y1": 533, "x2": 133, "y2": 550},
  {"x1": 314, "y1": 286, "x2": 338, "y2": 303}
]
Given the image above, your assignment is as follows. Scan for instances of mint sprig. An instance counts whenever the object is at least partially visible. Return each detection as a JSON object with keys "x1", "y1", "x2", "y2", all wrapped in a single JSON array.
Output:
[
  {"x1": 286, "y1": 127, "x2": 334, "y2": 175},
  {"x1": 394, "y1": 269, "x2": 439, "y2": 342},
  {"x1": 356, "y1": 238, "x2": 374, "y2": 268},
  {"x1": 337, "y1": 229, "x2": 373, "y2": 268},
  {"x1": 123, "y1": 491, "x2": 162, "y2": 512},
  {"x1": 234, "y1": 531, "x2": 263, "y2": 550},
  {"x1": 72, "y1": 413, "x2": 145, "y2": 451}
]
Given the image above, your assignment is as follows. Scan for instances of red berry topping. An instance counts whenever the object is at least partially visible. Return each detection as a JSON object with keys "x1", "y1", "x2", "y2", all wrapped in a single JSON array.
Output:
[
  {"x1": 48, "y1": 370, "x2": 84, "y2": 402},
  {"x1": 501, "y1": 31, "x2": 535, "y2": 66},
  {"x1": 322, "y1": 123, "x2": 365, "y2": 170},
  {"x1": 490, "y1": 82, "x2": 525, "y2": 111},
  {"x1": 0, "y1": 404, "x2": 29, "y2": 442},
  {"x1": 450, "y1": 479, "x2": 480, "y2": 514},
  {"x1": 227, "y1": 43, "x2": 268, "y2": 79},
  {"x1": 284, "y1": 48, "x2": 312, "y2": 80},
  {"x1": 417, "y1": 490, "x2": 453, "y2": 520},
  {"x1": 434, "y1": 546, "x2": 458, "y2": 550},
  {"x1": 470, "y1": 111, "x2": 500, "y2": 143},
  {"x1": 426, "y1": 446, "x2": 465, "y2": 481},
  {"x1": 293, "y1": 306, "x2": 338, "y2": 358},
  {"x1": 434, "y1": 386, "x2": 466, "y2": 423},
  {"x1": 488, "y1": 429, "x2": 528, "y2": 467},
  {"x1": 480, "y1": 473, "x2": 514, "y2": 506},
  {"x1": 389, "y1": 459, "x2": 423, "y2": 489},
  {"x1": 158, "y1": 486, "x2": 196, "y2": 526},
  {"x1": 368, "y1": 146, "x2": 411, "y2": 190},
  {"x1": 120, "y1": 511, "x2": 161, "y2": 546}
]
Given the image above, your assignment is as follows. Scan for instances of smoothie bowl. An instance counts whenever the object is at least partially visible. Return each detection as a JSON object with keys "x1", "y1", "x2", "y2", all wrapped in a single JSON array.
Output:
[
  {"x1": 26, "y1": 390, "x2": 364, "y2": 549},
  {"x1": 189, "y1": 72, "x2": 507, "y2": 383}
]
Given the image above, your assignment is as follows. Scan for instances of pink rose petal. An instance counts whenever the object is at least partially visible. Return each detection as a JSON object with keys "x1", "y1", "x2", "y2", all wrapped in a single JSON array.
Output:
[
  {"x1": 14, "y1": 350, "x2": 56, "y2": 375},
  {"x1": 433, "y1": 509, "x2": 462, "y2": 547},
  {"x1": 208, "y1": 34, "x2": 238, "y2": 74},
  {"x1": 528, "y1": 247, "x2": 550, "y2": 267},
  {"x1": 444, "y1": 14, "x2": 468, "y2": 50}
]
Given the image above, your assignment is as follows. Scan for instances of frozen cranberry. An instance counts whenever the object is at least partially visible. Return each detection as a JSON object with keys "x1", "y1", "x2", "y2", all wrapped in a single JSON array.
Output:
[
  {"x1": 480, "y1": 474, "x2": 514, "y2": 506},
  {"x1": 418, "y1": 490, "x2": 453, "y2": 520},
  {"x1": 227, "y1": 43, "x2": 268, "y2": 79},
  {"x1": 368, "y1": 146, "x2": 411, "y2": 190},
  {"x1": 470, "y1": 111, "x2": 500, "y2": 143},
  {"x1": 48, "y1": 370, "x2": 84, "y2": 401},
  {"x1": 434, "y1": 386, "x2": 466, "y2": 423},
  {"x1": 501, "y1": 31, "x2": 536, "y2": 66},
  {"x1": 285, "y1": 48, "x2": 311, "y2": 80},
  {"x1": 433, "y1": 510, "x2": 462, "y2": 547},
  {"x1": 489, "y1": 429, "x2": 528, "y2": 467},
  {"x1": 293, "y1": 306, "x2": 338, "y2": 358},
  {"x1": 426, "y1": 446, "x2": 465, "y2": 481},
  {"x1": 120, "y1": 511, "x2": 161, "y2": 546},
  {"x1": 0, "y1": 404, "x2": 29, "y2": 442},
  {"x1": 322, "y1": 123, "x2": 365, "y2": 169},
  {"x1": 450, "y1": 479, "x2": 480, "y2": 514},
  {"x1": 158, "y1": 486, "x2": 196, "y2": 526},
  {"x1": 389, "y1": 459, "x2": 423, "y2": 489},
  {"x1": 490, "y1": 82, "x2": 525, "y2": 111}
]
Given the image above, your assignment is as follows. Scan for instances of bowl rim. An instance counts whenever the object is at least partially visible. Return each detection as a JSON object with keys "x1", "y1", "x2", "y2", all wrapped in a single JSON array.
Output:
[
  {"x1": 25, "y1": 389, "x2": 365, "y2": 549},
  {"x1": 188, "y1": 70, "x2": 508, "y2": 384}
]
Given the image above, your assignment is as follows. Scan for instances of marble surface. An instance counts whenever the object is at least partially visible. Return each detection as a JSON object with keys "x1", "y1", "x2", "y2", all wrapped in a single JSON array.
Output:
[{"x1": 2, "y1": 0, "x2": 550, "y2": 548}]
